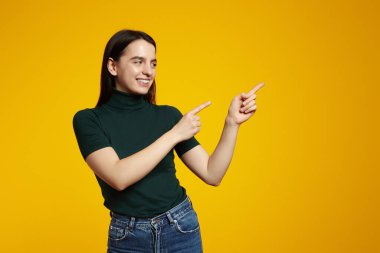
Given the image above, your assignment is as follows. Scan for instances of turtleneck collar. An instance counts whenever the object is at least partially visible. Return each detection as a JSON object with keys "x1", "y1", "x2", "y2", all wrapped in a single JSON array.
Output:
[{"x1": 105, "y1": 87, "x2": 149, "y2": 110}]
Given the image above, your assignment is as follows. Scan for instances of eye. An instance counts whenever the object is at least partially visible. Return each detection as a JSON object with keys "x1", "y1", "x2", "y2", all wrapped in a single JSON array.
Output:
[
  {"x1": 134, "y1": 61, "x2": 142, "y2": 64},
  {"x1": 152, "y1": 62, "x2": 157, "y2": 68}
]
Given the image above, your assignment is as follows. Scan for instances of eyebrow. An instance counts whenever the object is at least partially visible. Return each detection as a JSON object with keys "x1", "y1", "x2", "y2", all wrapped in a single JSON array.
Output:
[{"x1": 129, "y1": 56, "x2": 157, "y2": 62}]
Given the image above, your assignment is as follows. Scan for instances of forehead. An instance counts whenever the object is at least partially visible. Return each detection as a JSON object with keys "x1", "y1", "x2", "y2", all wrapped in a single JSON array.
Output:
[{"x1": 123, "y1": 39, "x2": 156, "y2": 58}]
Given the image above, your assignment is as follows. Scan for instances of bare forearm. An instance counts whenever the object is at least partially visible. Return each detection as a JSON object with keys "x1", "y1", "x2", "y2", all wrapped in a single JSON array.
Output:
[
  {"x1": 115, "y1": 130, "x2": 181, "y2": 190},
  {"x1": 207, "y1": 118, "x2": 240, "y2": 185}
]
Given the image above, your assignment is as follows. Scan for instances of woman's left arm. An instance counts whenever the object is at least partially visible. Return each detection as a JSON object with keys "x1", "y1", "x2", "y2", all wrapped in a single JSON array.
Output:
[{"x1": 180, "y1": 83, "x2": 265, "y2": 186}]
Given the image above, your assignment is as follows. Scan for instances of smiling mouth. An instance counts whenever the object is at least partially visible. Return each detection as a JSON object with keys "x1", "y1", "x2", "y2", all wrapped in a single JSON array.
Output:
[
  {"x1": 136, "y1": 79, "x2": 150, "y2": 83},
  {"x1": 136, "y1": 79, "x2": 150, "y2": 86}
]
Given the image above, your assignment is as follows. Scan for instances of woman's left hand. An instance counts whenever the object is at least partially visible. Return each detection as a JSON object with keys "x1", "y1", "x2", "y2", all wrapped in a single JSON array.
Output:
[{"x1": 226, "y1": 82, "x2": 265, "y2": 126}]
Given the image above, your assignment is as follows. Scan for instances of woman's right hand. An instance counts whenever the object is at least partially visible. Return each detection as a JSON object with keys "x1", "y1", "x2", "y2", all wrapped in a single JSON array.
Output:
[{"x1": 170, "y1": 101, "x2": 212, "y2": 142}]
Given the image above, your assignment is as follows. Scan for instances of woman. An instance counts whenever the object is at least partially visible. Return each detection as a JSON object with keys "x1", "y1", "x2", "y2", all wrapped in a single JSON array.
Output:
[{"x1": 73, "y1": 29, "x2": 264, "y2": 253}]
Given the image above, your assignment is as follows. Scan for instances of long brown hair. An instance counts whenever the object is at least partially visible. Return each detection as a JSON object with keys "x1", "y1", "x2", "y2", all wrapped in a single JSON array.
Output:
[{"x1": 96, "y1": 29, "x2": 157, "y2": 107}]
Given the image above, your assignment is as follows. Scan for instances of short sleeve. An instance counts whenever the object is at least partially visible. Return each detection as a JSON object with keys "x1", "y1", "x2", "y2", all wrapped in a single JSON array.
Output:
[
  {"x1": 168, "y1": 106, "x2": 200, "y2": 157},
  {"x1": 72, "y1": 109, "x2": 111, "y2": 160}
]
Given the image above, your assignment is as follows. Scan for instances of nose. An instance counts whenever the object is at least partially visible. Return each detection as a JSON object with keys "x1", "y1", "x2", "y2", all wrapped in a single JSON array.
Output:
[{"x1": 142, "y1": 62, "x2": 153, "y2": 76}]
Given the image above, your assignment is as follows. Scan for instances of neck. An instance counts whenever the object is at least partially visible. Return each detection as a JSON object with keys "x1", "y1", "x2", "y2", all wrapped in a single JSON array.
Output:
[{"x1": 105, "y1": 87, "x2": 148, "y2": 110}]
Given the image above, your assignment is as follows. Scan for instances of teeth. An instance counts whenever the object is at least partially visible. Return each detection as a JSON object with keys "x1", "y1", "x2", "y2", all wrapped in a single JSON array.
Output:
[{"x1": 137, "y1": 79, "x2": 149, "y2": 84}]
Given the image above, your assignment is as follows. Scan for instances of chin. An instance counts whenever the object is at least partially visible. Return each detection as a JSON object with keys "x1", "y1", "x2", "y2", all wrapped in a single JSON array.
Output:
[{"x1": 134, "y1": 87, "x2": 150, "y2": 95}]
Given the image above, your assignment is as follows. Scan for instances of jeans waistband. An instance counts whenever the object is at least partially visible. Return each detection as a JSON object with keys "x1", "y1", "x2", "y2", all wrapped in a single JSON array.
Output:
[{"x1": 109, "y1": 195, "x2": 193, "y2": 228}]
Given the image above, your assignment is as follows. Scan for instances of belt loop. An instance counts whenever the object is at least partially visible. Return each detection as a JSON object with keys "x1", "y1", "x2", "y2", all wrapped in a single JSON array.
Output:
[
  {"x1": 188, "y1": 196, "x2": 193, "y2": 206},
  {"x1": 128, "y1": 217, "x2": 135, "y2": 231},
  {"x1": 166, "y1": 211, "x2": 175, "y2": 225}
]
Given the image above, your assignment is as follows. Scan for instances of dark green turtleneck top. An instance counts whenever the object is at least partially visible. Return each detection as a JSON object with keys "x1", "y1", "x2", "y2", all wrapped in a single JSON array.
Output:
[{"x1": 72, "y1": 87, "x2": 200, "y2": 218}]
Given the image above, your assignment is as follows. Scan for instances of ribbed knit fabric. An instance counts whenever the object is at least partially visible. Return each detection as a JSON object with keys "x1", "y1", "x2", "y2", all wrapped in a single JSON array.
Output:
[{"x1": 73, "y1": 87, "x2": 200, "y2": 217}]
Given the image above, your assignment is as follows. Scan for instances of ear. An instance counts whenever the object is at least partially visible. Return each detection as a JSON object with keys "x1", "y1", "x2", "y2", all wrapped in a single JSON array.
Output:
[{"x1": 107, "y1": 57, "x2": 117, "y2": 76}]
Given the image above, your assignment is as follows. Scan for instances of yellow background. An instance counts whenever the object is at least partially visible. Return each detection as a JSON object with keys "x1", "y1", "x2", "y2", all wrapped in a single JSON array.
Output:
[{"x1": 1, "y1": 0, "x2": 379, "y2": 252}]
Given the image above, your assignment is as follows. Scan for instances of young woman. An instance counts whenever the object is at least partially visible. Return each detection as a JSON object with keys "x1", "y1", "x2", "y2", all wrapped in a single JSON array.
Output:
[{"x1": 73, "y1": 29, "x2": 264, "y2": 253}]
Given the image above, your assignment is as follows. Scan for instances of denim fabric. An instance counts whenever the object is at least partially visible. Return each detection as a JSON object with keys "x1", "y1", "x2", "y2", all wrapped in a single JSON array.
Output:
[{"x1": 107, "y1": 195, "x2": 203, "y2": 253}]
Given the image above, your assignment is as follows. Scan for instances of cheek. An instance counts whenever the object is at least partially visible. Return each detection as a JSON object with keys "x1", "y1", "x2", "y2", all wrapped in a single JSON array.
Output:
[
  {"x1": 116, "y1": 72, "x2": 134, "y2": 86},
  {"x1": 121, "y1": 67, "x2": 138, "y2": 80}
]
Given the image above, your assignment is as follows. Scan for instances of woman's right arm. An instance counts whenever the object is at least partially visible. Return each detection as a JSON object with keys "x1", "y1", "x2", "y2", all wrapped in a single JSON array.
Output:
[
  {"x1": 85, "y1": 129, "x2": 181, "y2": 191},
  {"x1": 81, "y1": 101, "x2": 211, "y2": 191}
]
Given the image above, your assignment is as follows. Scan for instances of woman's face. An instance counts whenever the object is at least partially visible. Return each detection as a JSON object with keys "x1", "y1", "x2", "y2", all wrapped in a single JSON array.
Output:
[{"x1": 108, "y1": 39, "x2": 157, "y2": 94}]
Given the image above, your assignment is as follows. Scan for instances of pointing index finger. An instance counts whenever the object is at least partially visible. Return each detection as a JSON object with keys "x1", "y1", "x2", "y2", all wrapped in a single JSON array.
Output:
[
  {"x1": 188, "y1": 101, "x2": 212, "y2": 115},
  {"x1": 245, "y1": 82, "x2": 265, "y2": 97}
]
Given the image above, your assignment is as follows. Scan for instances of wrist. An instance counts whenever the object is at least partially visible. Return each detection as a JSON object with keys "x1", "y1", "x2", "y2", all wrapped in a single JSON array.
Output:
[
  {"x1": 167, "y1": 129, "x2": 182, "y2": 145},
  {"x1": 225, "y1": 116, "x2": 240, "y2": 128}
]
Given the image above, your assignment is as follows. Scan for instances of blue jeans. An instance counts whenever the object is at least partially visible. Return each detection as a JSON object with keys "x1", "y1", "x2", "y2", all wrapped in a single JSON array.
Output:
[{"x1": 107, "y1": 195, "x2": 203, "y2": 253}]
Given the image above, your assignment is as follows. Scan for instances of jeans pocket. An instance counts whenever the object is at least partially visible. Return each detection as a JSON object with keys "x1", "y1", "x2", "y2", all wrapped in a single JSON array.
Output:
[
  {"x1": 174, "y1": 209, "x2": 200, "y2": 233},
  {"x1": 108, "y1": 218, "x2": 129, "y2": 241}
]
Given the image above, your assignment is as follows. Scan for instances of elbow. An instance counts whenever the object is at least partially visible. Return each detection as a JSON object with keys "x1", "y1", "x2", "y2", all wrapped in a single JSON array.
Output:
[
  {"x1": 114, "y1": 179, "x2": 129, "y2": 191},
  {"x1": 116, "y1": 181, "x2": 133, "y2": 191},
  {"x1": 209, "y1": 181, "x2": 221, "y2": 187},
  {"x1": 94, "y1": 174, "x2": 125, "y2": 191},
  {"x1": 112, "y1": 161, "x2": 130, "y2": 191},
  {"x1": 113, "y1": 181, "x2": 125, "y2": 191},
  {"x1": 206, "y1": 171, "x2": 221, "y2": 187},
  {"x1": 207, "y1": 179, "x2": 221, "y2": 187},
  {"x1": 116, "y1": 185, "x2": 125, "y2": 192}
]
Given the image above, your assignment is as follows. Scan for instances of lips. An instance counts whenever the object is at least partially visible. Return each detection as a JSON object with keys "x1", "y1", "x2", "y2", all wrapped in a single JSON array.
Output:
[
  {"x1": 136, "y1": 79, "x2": 150, "y2": 86},
  {"x1": 137, "y1": 77, "x2": 150, "y2": 81}
]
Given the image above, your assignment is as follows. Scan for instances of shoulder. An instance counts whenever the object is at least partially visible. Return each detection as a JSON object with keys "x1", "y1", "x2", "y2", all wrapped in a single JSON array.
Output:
[
  {"x1": 152, "y1": 104, "x2": 183, "y2": 125},
  {"x1": 72, "y1": 108, "x2": 100, "y2": 128},
  {"x1": 73, "y1": 108, "x2": 92, "y2": 121},
  {"x1": 160, "y1": 105, "x2": 182, "y2": 118}
]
